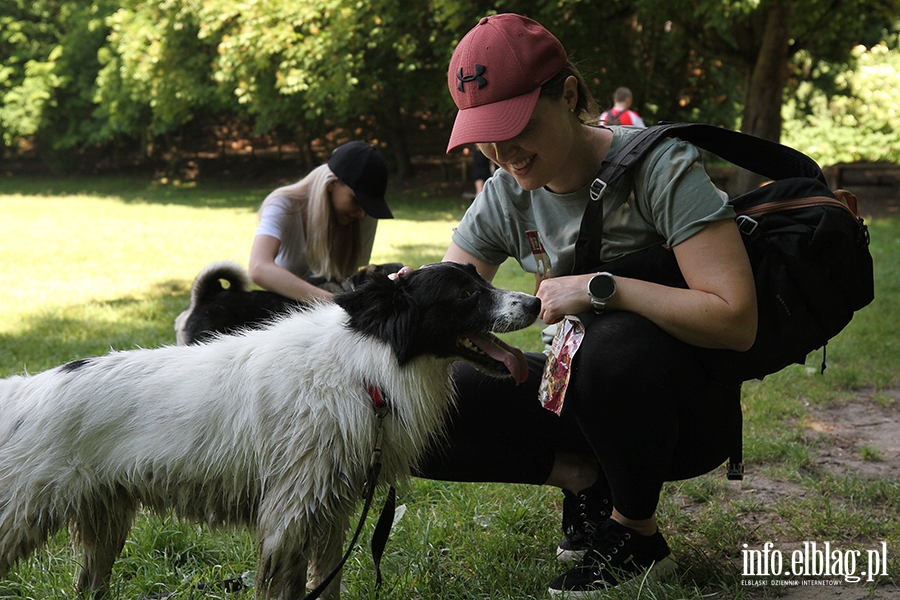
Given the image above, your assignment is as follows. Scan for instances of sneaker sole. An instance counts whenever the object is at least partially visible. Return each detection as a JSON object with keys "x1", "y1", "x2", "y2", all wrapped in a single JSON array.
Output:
[{"x1": 547, "y1": 555, "x2": 678, "y2": 599}]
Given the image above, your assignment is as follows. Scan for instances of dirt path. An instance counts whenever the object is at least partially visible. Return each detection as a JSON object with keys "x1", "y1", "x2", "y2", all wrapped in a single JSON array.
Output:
[
  {"x1": 807, "y1": 392, "x2": 900, "y2": 481},
  {"x1": 761, "y1": 186, "x2": 900, "y2": 599},
  {"x1": 737, "y1": 389, "x2": 900, "y2": 598}
]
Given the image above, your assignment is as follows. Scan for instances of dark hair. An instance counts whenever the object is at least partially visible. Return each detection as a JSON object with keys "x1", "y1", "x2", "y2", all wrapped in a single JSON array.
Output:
[
  {"x1": 614, "y1": 86, "x2": 633, "y2": 103},
  {"x1": 540, "y1": 61, "x2": 599, "y2": 124}
]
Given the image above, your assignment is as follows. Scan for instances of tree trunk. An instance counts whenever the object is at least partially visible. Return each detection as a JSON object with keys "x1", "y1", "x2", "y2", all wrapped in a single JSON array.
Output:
[
  {"x1": 737, "y1": 0, "x2": 793, "y2": 193},
  {"x1": 293, "y1": 128, "x2": 317, "y2": 173},
  {"x1": 378, "y1": 104, "x2": 414, "y2": 181}
]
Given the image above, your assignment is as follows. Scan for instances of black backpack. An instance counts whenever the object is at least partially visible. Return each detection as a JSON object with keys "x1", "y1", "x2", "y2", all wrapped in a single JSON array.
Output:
[
  {"x1": 573, "y1": 122, "x2": 875, "y2": 383},
  {"x1": 603, "y1": 108, "x2": 623, "y2": 125}
]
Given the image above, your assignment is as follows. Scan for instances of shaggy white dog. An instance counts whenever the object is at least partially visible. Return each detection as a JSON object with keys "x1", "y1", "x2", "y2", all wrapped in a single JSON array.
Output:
[{"x1": 0, "y1": 262, "x2": 540, "y2": 599}]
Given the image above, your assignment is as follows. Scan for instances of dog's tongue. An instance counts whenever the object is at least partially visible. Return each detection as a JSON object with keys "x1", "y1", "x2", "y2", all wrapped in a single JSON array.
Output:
[{"x1": 470, "y1": 333, "x2": 529, "y2": 385}]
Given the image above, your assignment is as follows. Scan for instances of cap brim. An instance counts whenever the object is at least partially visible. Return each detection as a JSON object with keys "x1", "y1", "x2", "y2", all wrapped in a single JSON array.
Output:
[
  {"x1": 446, "y1": 88, "x2": 541, "y2": 153},
  {"x1": 356, "y1": 193, "x2": 393, "y2": 219}
]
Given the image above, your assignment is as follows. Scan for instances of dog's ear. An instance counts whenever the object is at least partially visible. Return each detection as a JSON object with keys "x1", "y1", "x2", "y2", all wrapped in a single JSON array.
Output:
[{"x1": 334, "y1": 273, "x2": 420, "y2": 363}]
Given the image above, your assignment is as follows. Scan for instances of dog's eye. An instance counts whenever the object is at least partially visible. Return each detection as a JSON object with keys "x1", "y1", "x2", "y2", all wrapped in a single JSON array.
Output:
[{"x1": 458, "y1": 289, "x2": 473, "y2": 300}]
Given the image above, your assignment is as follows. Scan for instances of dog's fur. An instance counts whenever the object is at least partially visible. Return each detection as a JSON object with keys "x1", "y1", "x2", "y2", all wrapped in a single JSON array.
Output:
[
  {"x1": 0, "y1": 262, "x2": 539, "y2": 599},
  {"x1": 174, "y1": 261, "x2": 403, "y2": 345}
]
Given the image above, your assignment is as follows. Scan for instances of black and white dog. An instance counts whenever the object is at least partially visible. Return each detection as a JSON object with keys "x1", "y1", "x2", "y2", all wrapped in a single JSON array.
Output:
[
  {"x1": 174, "y1": 261, "x2": 403, "y2": 345},
  {"x1": 0, "y1": 262, "x2": 539, "y2": 599}
]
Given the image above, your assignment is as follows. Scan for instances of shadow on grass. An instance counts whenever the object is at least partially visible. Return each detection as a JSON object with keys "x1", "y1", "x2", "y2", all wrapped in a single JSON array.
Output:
[
  {"x1": 0, "y1": 237, "x2": 460, "y2": 377},
  {"x1": 0, "y1": 279, "x2": 191, "y2": 376}
]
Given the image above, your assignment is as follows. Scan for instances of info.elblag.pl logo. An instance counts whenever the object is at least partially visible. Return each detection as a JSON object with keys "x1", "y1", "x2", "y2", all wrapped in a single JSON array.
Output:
[{"x1": 741, "y1": 541, "x2": 890, "y2": 586}]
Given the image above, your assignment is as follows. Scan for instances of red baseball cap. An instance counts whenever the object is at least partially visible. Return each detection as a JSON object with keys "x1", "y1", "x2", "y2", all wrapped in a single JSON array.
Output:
[{"x1": 446, "y1": 14, "x2": 567, "y2": 153}]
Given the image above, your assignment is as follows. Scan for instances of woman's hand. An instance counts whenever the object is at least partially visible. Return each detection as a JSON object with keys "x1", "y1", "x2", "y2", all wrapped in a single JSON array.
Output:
[
  {"x1": 388, "y1": 266, "x2": 415, "y2": 280},
  {"x1": 535, "y1": 274, "x2": 595, "y2": 324},
  {"x1": 249, "y1": 235, "x2": 335, "y2": 302}
]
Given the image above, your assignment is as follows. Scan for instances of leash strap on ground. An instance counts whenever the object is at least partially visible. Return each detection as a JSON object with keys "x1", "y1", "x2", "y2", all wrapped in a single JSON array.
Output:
[
  {"x1": 301, "y1": 463, "x2": 382, "y2": 600},
  {"x1": 371, "y1": 486, "x2": 397, "y2": 586},
  {"x1": 302, "y1": 388, "x2": 393, "y2": 600}
]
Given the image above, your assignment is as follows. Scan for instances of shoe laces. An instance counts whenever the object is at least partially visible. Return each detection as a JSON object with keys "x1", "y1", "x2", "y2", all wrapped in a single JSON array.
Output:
[
  {"x1": 582, "y1": 521, "x2": 634, "y2": 572},
  {"x1": 561, "y1": 485, "x2": 610, "y2": 537}
]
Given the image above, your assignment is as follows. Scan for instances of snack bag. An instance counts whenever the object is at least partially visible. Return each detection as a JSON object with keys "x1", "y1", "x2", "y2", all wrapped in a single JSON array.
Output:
[{"x1": 539, "y1": 316, "x2": 585, "y2": 415}]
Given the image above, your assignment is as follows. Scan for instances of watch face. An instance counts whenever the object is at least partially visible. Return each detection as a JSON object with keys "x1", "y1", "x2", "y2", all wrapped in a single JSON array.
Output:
[{"x1": 589, "y1": 274, "x2": 615, "y2": 299}]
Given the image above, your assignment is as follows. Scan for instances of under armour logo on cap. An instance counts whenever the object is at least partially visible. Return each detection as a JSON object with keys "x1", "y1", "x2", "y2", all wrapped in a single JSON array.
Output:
[{"x1": 457, "y1": 64, "x2": 487, "y2": 92}]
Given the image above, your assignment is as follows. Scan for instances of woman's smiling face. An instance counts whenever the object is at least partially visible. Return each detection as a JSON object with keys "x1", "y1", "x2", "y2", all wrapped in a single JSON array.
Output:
[{"x1": 476, "y1": 82, "x2": 580, "y2": 194}]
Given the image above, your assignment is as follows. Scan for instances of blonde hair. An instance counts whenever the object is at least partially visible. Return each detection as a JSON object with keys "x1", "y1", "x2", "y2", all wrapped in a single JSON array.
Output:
[{"x1": 259, "y1": 164, "x2": 363, "y2": 280}]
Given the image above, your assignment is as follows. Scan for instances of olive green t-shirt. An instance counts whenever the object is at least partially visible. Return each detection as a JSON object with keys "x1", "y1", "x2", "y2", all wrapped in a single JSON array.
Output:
[{"x1": 451, "y1": 126, "x2": 735, "y2": 276}]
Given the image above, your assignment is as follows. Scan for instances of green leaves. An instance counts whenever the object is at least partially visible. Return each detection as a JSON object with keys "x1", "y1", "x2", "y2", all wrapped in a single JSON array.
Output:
[
  {"x1": 1, "y1": 0, "x2": 898, "y2": 170},
  {"x1": 783, "y1": 39, "x2": 900, "y2": 164}
]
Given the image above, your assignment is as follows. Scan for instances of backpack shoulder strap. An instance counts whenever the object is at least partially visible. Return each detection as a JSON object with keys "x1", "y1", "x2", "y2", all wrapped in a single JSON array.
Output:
[
  {"x1": 574, "y1": 127, "x2": 673, "y2": 273},
  {"x1": 661, "y1": 122, "x2": 826, "y2": 184},
  {"x1": 573, "y1": 123, "x2": 827, "y2": 274},
  {"x1": 596, "y1": 122, "x2": 826, "y2": 189}
]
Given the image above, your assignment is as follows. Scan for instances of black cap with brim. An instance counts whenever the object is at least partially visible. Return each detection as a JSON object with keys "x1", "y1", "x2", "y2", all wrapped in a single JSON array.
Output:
[{"x1": 327, "y1": 141, "x2": 393, "y2": 219}]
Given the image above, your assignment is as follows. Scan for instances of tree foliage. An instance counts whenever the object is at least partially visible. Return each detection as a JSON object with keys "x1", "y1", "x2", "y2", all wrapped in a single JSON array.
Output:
[
  {"x1": 1, "y1": 0, "x2": 116, "y2": 161},
  {"x1": 94, "y1": 0, "x2": 224, "y2": 157},
  {"x1": 92, "y1": 0, "x2": 460, "y2": 174},
  {"x1": 783, "y1": 37, "x2": 900, "y2": 165},
  {"x1": 623, "y1": 0, "x2": 900, "y2": 139},
  {"x1": 1, "y1": 0, "x2": 898, "y2": 174}
]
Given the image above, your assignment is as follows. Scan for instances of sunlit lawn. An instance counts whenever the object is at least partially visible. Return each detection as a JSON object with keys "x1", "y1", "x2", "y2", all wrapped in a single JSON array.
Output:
[{"x1": 1, "y1": 175, "x2": 898, "y2": 599}]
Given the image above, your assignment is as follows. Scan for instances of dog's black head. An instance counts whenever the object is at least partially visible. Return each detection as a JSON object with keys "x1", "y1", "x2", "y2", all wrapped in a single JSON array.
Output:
[{"x1": 334, "y1": 262, "x2": 540, "y2": 382}]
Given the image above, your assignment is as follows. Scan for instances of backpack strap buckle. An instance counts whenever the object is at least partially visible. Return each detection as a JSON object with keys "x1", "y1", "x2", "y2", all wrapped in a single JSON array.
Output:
[
  {"x1": 735, "y1": 215, "x2": 758, "y2": 235},
  {"x1": 590, "y1": 178, "x2": 608, "y2": 202}
]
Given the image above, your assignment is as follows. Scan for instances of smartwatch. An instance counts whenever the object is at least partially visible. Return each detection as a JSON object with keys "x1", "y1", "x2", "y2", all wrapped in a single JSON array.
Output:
[{"x1": 588, "y1": 272, "x2": 616, "y2": 313}]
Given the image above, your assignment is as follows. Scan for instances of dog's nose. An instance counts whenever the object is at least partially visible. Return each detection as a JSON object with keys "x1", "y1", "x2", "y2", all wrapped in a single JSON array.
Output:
[{"x1": 523, "y1": 295, "x2": 541, "y2": 314}]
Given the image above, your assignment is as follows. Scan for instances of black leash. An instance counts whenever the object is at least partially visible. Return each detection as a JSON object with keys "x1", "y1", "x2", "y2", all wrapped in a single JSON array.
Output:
[
  {"x1": 301, "y1": 473, "x2": 393, "y2": 600},
  {"x1": 300, "y1": 384, "x2": 395, "y2": 600},
  {"x1": 300, "y1": 480, "x2": 390, "y2": 600}
]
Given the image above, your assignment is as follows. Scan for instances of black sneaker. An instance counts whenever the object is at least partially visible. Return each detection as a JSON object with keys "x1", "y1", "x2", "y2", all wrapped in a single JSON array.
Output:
[
  {"x1": 556, "y1": 480, "x2": 611, "y2": 564},
  {"x1": 548, "y1": 519, "x2": 677, "y2": 598}
]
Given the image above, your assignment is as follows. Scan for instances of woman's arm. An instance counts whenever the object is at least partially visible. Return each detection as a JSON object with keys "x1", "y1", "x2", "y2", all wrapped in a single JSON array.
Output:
[
  {"x1": 536, "y1": 219, "x2": 757, "y2": 351},
  {"x1": 443, "y1": 242, "x2": 501, "y2": 283},
  {"x1": 248, "y1": 235, "x2": 334, "y2": 302}
]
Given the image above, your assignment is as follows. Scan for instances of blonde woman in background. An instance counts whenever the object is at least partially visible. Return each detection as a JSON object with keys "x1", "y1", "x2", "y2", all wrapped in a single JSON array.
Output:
[{"x1": 249, "y1": 141, "x2": 393, "y2": 301}]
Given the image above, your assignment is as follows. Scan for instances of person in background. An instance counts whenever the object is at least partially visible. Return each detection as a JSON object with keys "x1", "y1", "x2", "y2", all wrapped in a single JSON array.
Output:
[
  {"x1": 415, "y1": 13, "x2": 755, "y2": 598},
  {"x1": 473, "y1": 147, "x2": 495, "y2": 195},
  {"x1": 599, "y1": 86, "x2": 645, "y2": 126},
  {"x1": 248, "y1": 141, "x2": 393, "y2": 301}
]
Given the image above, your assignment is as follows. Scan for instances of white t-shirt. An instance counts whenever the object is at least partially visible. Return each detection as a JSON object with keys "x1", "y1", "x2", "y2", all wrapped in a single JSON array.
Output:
[{"x1": 255, "y1": 196, "x2": 377, "y2": 278}]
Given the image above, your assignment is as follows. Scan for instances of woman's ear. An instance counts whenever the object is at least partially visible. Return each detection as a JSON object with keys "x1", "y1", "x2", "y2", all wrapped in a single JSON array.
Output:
[{"x1": 563, "y1": 75, "x2": 579, "y2": 112}]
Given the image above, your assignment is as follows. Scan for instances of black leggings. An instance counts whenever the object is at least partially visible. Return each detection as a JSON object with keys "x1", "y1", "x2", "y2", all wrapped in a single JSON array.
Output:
[{"x1": 416, "y1": 311, "x2": 741, "y2": 520}]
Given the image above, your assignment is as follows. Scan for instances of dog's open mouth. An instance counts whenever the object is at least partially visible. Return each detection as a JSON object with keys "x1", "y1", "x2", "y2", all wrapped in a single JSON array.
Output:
[{"x1": 458, "y1": 333, "x2": 529, "y2": 384}]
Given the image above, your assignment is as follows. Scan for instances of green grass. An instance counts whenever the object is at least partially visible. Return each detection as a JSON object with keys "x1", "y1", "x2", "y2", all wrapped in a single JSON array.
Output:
[{"x1": 1, "y1": 175, "x2": 898, "y2": 598}]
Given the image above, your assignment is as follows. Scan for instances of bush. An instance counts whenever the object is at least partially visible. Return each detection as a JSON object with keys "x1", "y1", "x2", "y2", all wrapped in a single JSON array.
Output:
[{"x1": 782, "y1": 41, "x2": 900, "y2": 166}]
